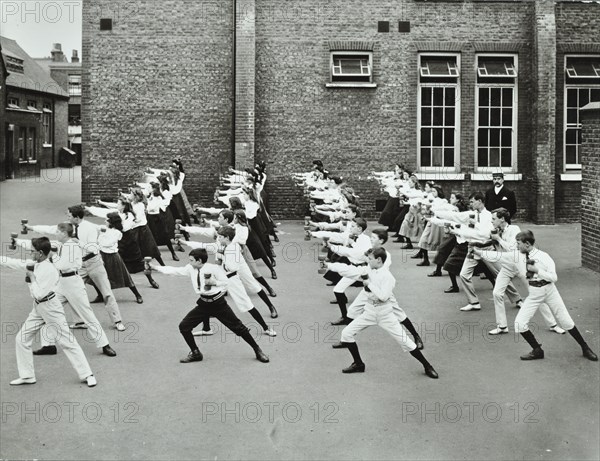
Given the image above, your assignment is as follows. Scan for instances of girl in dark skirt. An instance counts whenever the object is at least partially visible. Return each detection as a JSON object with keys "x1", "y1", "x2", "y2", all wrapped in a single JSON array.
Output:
[
  {"x1": 242, "y1": 187, "x2": 276, "y2": 265},
  {"x1": 157, "y1": 175, "x2": 177, "y2": 240},
  {"x1": 167, "y1": 166, "x2": 191, "y2": 227},
  {"x1": 378, "y1": 164, "x2": 404, "y2": 229},
  {"x1": 130, "y1": 187, "x2": 166, "y2": 265},
  {"x1": 97, "y1": 213, "x2": 146, "y2": 304},
  {"x1": 146, "y1": 184, "x2": 179, "y2": 261}
]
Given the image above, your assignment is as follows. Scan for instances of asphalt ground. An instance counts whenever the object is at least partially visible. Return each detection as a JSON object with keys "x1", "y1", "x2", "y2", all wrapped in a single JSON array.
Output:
[{"x1": 0, "y1": 167, "x2": 598, "y2": 460}]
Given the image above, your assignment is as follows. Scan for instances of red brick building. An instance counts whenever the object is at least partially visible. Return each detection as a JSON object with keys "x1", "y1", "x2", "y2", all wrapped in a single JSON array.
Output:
[
  {"x1": 1, "y1": 36, "x2": 69, "y2": 180},
  {"x1": 82, "y1": 0, "x2": 600, "y2": 222}
]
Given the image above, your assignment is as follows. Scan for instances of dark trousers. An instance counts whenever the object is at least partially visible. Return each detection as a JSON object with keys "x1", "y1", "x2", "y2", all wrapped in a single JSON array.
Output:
[{"x1": 179, "y1": 297, "x2": 249, "y2": 351}]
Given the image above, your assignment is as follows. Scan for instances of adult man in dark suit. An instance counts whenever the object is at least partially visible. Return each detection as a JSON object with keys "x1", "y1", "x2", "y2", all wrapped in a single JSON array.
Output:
[{"x1": 485, "y1": 172, "x2": 517, "y2": 219}]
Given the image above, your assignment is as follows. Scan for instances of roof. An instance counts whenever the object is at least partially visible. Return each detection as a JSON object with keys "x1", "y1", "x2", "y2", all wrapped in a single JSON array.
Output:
[{"x1": 0, "y1": 36, "x2": 69, "y2": 99}]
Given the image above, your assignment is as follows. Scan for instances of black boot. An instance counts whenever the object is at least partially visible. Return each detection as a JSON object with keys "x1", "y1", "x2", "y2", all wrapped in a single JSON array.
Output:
[
  {"x1": 401, "y1": 318, "x2": 423, "y2": 350},
  {"x1": 257, "y1": 290, "x2": 278, "y2": 318},
  {"x1": 568, "y1": 326, "x2": 599, "y2": 361},
  {"x1": 410, "y1": 349, "x2": 438, "y2": 379},
  {"x1": 332, "y1": 292, "x2": 350, "y2": 325},
  {"x1": 342, "y1": 342, "x2": 365, "y2": 373},
  {"x1": 256, "y1": 276, "x2": 276, "y2": 297},
  {"x1": 129, "y1": 285, "x2": 144, "y2": 304},
  {"x1": 520, "y1": 330, "x2": 544, "y2": 360}
]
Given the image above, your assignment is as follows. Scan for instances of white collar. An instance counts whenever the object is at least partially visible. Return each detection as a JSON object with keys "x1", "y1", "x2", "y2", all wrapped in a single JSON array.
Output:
[{"x1": 494, "y1": 185, "x2": 504, "y2": 193}]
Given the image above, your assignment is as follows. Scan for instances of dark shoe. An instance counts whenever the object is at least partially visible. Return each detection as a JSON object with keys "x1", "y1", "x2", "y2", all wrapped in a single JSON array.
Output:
[
  {"x1": 444, "y1": 286, "x2": 459, "y2": 293},
  {"x1": 479, "y1": 273, "x2": 488, "y2": 280},
  {"x1": 330, "y1": 300, "x2": 339, "y2": 305},
  {"x1": 269, "y1": 307, "x2": 279, "y2": 319},
  {"x1": 33, "y1": 345, "x2": 57, "y2": 356},
  {"x1": 342, "y1": 362, "x2": 365, "y2": 373},
  {"x1": 332, "y1": 341, "x2": 346, "y2": 349},
  {"x1": 520, "y1": 347, "x2": 544, "y2": 361},
  {"x1": 255, "y1": 349, "x2": 270, "y2": 363},
  {"x1": 136, "y1": 296, "x2": 144, "y2": 304},
  {"x1": 271, "y1": 270, "x2": 277, "y2": 280},
  {"x1": 272, "y1": 259, "x2": 277, "y2": 267},
  {"x1": 410, "y1": 253, "x2": 422, "y2": 259},
  {"x1": 273, "y1": 235, "x2": 280, "y2": 243},
  {"x1": 102, "y1": 345, "x2": 117, "y2": 357},
  {"x1": 416, "y1": 261, "x2": 430, "y2": 267},
  {"x1": 393, "y1": 238, "x2": 404, "y2": 243},
  {"x1": 331, "y1": 317, "x2": 351, "y2": 326},
  {"x1": 582, "y1": 346, "x2": 599, "y2": 361},
  {"x1": 180, "y1": 350, "x2": 203, "y2": 363},
  {"x1": 150, "y1": 280, "x2": 159, "y2": 289},
  {"x1": 91, "y1": 296, "x2": 103, "y2": 304},
  {"x1": 172, "y1": 253, "x2": 180, "y2": 261},
  {"x1": 326, "y1": 282, "x2": 335, "y2": 286},
  {"x1": 267, "y1": 288, "x2": 277, "y2": 297},
  {"x1": 428, "y1": 271, "x2": 442, "y2": 277},
  {"x1": 401, "y1": 244, "x2": 414, "y2": 250},
  {"x1": 424, "y1": 365, "x2": 439, "y2": 379},
  {"x1": 414, "y1": 336, "x2": 424, "y2": 350}
]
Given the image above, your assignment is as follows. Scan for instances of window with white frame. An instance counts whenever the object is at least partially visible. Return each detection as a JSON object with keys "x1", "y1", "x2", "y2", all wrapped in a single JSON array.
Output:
[
  {"x1": 68, "y1": 74, "x2": 82, "y2": 96},
  {"x1": 7, "y1": 97, "x2": 20, "y2": 109},
  {"x1": 27, "y1": 100, "x2": 37, "y2": 111},
  {"x1": 43, "y1": 103, "x2": 53, "y2": 145},
  {"x1": 564, "y1": 55, "x2": 600, "y2": 169},
  {"x1": 418, "y1": 54, "x2": 460, "y2": 169},
  {"x1": 330, "y1": 52, "x2": 373, "y2": 83},
  {"x1": 28, "y1": 127, "x2": 36, "y2": 159},
  {"x1": 475, "y1": 54, "x2": 517, "y2": 171}
]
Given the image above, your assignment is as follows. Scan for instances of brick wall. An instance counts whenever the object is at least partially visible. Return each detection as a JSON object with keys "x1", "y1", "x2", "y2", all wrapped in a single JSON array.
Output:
[
  {"x1": 82, "y1": 0, "x2": 234, "y2": 205},
  {"x1": 0, "y1": 57, "x2": 6, "y2": 181},
  {"x1": 54, "y1": 99, "x2": 69, "y2": 160},
  {"x1": 580, "y1": 103, "x2": 600, "y2": 272}
]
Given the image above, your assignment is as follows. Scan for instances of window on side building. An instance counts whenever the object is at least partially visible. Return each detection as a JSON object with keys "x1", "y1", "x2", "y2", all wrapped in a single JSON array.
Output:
[
  {"x1": 330, "y1": 52, "x2": 373, "y2": 83},
  {"x1": 8, "y1": 97, "x2": 20, "y2": 109},
  {"x1": 564, "y1": 55, "x2": 600, "y2": 170},
  {"x1": 43, "y1": 103, "x2": 53, "y2": 145},
  {"x1": 69, "y1": 74, "x2": 82, "y2": 96},
  {"x1": 475, "y1": 54, "x2": 518, "y2": 172},
  {"x1": 418, "y1": 53, "x2": 460, "y2": 171},
  {"x1": 28, "y1": 127, "x2": 36, "y2": 160},
  {"x1": 27, "y1": 100, "x2": 37, "y2": 111}
]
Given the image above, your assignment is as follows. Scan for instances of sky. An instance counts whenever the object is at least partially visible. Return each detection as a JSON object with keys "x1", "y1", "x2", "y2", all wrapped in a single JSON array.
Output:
[{"x1": 1, "y1": 0, "x2": 82, "y2": 59}]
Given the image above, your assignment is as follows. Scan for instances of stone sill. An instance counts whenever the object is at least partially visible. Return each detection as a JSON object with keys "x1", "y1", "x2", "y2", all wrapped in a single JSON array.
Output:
[
  {"x1": 471, "y1": 173, "x2": 522, "y2": 181},
  {"x1": 42, "y1": 144, "x2": 52, "y2": 148},
  {"x1": 415, "y1": 172, "x2": 465, "y2": 180},
  {"x1": 560, "y1": 173, "x2": 582, "y2": 181},
  {"x1": 325, "y1": 83, "x2": 377, "y2": 89},
  {"x1": 18, "y1": 160, "x2": 38, "y2": 164}
]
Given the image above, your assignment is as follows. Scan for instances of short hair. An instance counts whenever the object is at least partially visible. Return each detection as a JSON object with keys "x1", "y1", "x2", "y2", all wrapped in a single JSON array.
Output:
[
  {"x1": 32, "y1": 237, "x2": 51, "y2": 255},
  {"x1": 229, "y1": 197, "x2": 243, "y2": 210},
  {"x1": 68, "y1": 205, "x2": 85, "y2": 219},
  {"x1": 371, "y1": 228, "x2": 388, "y2": 244},
  {"x1": 57, "y1": 222, "x2": 74, "y2": 237},
  {"x1": 220, "y1": 209, "x2": 234, "y2": 223},
  {"x1": 516, "y1": 230, "x2": 535, "y2": 245},
  {"x1": 369, "y1": 247, "x2": 387, "y2": 263},
  {"x1": 189, "y1": 248, "x2": 208, "y2": 263},
  {"x1": 454, "y1": 193, "x2": 469, "y2": 212},
  {"x1": 353, "y1": 217, "x2": 368, "y2": 232},
  {"x1": 491, "y1": 208, "x2": 511, "y2": 222},
  {"x1": 469, "y1": 191, "x2": 485, "y2": 202},
  {"x1": 217, "y1": 226, "x2": 236, "y2": 242}
]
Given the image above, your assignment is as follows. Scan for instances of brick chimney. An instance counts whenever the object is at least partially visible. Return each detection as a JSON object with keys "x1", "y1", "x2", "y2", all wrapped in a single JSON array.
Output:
[
  {"x1": 71, "y1": 49, "x2": 79, "y2": 63},
  {"x1": 51, "y1": 43, "x2": 65, "y2": 62}
]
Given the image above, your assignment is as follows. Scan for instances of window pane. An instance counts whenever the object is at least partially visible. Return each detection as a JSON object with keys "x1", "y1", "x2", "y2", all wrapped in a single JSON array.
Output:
[
  {"x1": 445, "y1": 88, "x2": 456, "y2": 106},
  {"x1": 502, "y1": 88, "x2": 513, "y2": 107},
  {"x1": 433, "y1": 128, "x2": 443, "y2": 146},
  {"x1": 502, "y1": 108, "x2": 512, "y2": 127},
  {"x1": 444, "y1": 148, "x2": 454, "y2": 167},
  {"x1": 421, "y1": 87, "x2": 432, "y2": 106},
  {"x1": 565, "y1": 145, "x2": 577, "y2": 164},
  {"x1": 479, "y1": 108, "x2": 489, "y2": 126},
  {"x1": 421, "y1": 148, "x2": 431, "y2": 167},
  {"x1": 480, "y1": 88, "x2": 489, "y2": 106},
  {"x1": 432, "y1": 148, "x2": 443, "y2": 166},
  {"x1": 567, "y1": 88, "x2": 578, "y2": 108},
  {"x1": 501, "y1": 148, "x2": 512, "y2": 167},
  {"x1": 444, "y1": 128, "x2": 455, "y2": 146},
  {"x1": 490, "y1": 88, "x2": 501, "y2": 106},
  {"x1": 577, "y1": 129, "x2": 583, "y2": 145},
  {"x1": 421, "y1": 108, "x2": 432, "y2": 126},
  {"x1": 567, "y1": 108, "x2": 578, "y2": 124},
  {"x1": 490, "y1": 147, "x2": 500, "y2": 166},
  {"x1": 433, "y1": 107, "x2": 444, "y2": 126},
  {"x1": 421, "y1": 128, "x2": 431, "y2": 147},
  {"x1": 592, "y1": 88, "x2": 600, "y2": 103},
  {"x1": 478, "y1": 148, "x2": 488, "y2": 167},
  {"x1": 490, "y1": 128, "x2": 500, "y2": 146},
  {"x1": 490, "y1": 108, "x2": 501, "y2": 127},
  {"x1": 501, "y1": 128, "x2": 512, "y2": 147},
  {"x1": 444, "y1": 108, "x2": 455, "y2": 126},
  {"x1": 433, "y1": 87, "x2": 444, "y2": 106},
  {"x1": 579, "y1": 89, "x2": 590, "y2": 107},
  {"x1": 566, "y1": 129, "x2": 578, "y2": 144},
  {"x1": 340, "y1": 59, "x2": 364, "y2": 74},
  {"x1": 478, "y1": 129, "x2": 489, "y2": 148}
]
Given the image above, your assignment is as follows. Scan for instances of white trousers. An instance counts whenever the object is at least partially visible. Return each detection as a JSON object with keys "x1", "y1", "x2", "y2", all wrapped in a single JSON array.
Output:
[
  {"x1": 347, "y1": 290, "x2": 407, "y2": 322},
  {"x1": 341, "y1": 303, "x2": 416, "y2": 352},
  {"x1": 79, "y1": 254, "x2": 122, "y2": 323},
  {"x1": 41, "y1": 276, "x2": 109, "y2": 348},
  {"x1": 460, "y1": 257, "x2": 520, "y2": 306},
  {"x1": 515, "y1": 284, "x2": 575, "y2": 333},
  {"x1": 225, "y1": 275, "x2": 255, "y2": 313},
  {"x1": 16, "y1": 298, "x2": 93, "y2": 380}
]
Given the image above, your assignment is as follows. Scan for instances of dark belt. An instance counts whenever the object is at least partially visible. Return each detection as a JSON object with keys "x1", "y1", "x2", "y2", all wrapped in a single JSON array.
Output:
[
  {"x1": 199, "y1": 292, "x2": 226, "y2": 303},
  {"x1": 226, "y1": 271, "x2": 237, "y2": 279},
  {"x1": 35, "y1": 292, "x2": 56, "y2": 304},
  {"x1": 352, "y1": 262, "x2": 368, "y2": 267},
  {"x1": 60, "y1": 271, "x2": 78, "y2": 278},
  {"x1": 82, "y1": 253, "x2": 97, "y2": 262},
  {"x1": 529, "y1": 280, "x2": 551, "y2": 288}
]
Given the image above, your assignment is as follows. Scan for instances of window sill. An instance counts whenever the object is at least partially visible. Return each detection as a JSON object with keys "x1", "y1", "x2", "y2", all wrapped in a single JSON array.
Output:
[
  {"x1": 560, "y1": 173, "x2": 582, "y2": 181},
  {"x1": 19, "y1": 160, "x2": 38, "y2": 164},
  {"x1": 42, "y1": 143, "x2": 53, "y2": 148},
  {"x1": 471, "y1": 173, "x2": 522, "y2": 181},
  {"x1": 325, "y1": 83, "x2": 377, "y2": 88},
  {"x1": 416, "y1": 172, "x2": 465, "y2": 180}
]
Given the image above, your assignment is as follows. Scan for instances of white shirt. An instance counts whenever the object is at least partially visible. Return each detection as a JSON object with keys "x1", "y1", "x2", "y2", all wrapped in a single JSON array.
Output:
[
  {"x1": 52, "y1": 239, "x2": 83, "y2": 272},
  {"x1": 233, "y1": 224, "x2": 249, "y2": 245},
  {"x1": 132, "y1": 202, "x2": 148, "y2": 227},
  {"x1": 364, "y1": 266, "x2": 396, "y2": 305},
  {"x1": 244, "y1": 200, "x2": 260, "y2": 219},
  {"x1": 1, "y1": 257, "x2": 59, "y2": 300},
  {"x1": 155, "y1": 262, "x2": 228, "y2": 295},
  {"x1": 31, "y1": 220, "x2": 101, "y2": 256},
  {"x1": 494, "y1": 185, "x2": 504, "y2": 195},
  {"x1": 329, "y1": 233, "x2": 372, "y2": 265},
  {"x1": 493, "y1": 223, "x2": 520, "y2": 252},
  {"x1": 170, "y1": 172, "x2": 185, "y2": 195},
  {"x1": 98, "y1": 228, "x2": 122, "y2": 253}
]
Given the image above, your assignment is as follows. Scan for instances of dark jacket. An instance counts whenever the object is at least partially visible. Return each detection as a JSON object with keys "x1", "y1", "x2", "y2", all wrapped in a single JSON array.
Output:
[{"x1": 485, "y1": 186, "x2": 517, "y2": 218}]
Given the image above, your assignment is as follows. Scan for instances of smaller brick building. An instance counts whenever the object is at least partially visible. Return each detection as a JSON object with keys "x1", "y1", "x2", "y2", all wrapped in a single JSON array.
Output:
[
  {"x1": 1, "y1": 36, "x2": 69, "y2": 180},
  {"x1": 0, "y1": 43, "x2": 8, "y2": 180}
]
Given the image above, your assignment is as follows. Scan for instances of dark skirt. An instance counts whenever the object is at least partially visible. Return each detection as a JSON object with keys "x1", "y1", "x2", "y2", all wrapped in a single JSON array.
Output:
[
  {"x1": 118, "y1": 229, "x2": 145, "y2": 274},
  {"x1": 443, "y1": 242, "x2": 468, "y2": 275},
  {"x1": 161, "y1": 208, "x2": 176, "y2": 239},
  {"x1": 249, "y1": 216, "x2": 274, "y2": 257},
  {"x1": 135, "y1": 224, "x2": 162, "y2": 259},
  {"x1": 147, "y1": 213, "x2": 171, "y2": 246},
  {"x1": 378, "y1": 197, "x2": 400, "y2": 227},
  {"x1": 434, "y1": 234, "x2": 457, "y2": 266},
  {"x1": 258, "y1": 204, "x2": 276, "y2": 234},
  {"x1": 101, "y1": 252, "x2": 134, "y2": 289},
  {"x1": 169, "y1": 194, "x2": 191, "y2": 226},
  {"x1": 246, "y1": 225, "x2": 272, "y2": 266},
  {"x1": 260, "y1": 189, "x2": 271, "y2": 215},
  {"x1": 391, "y1": 204, "x2": 410, "y2": 233}
]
